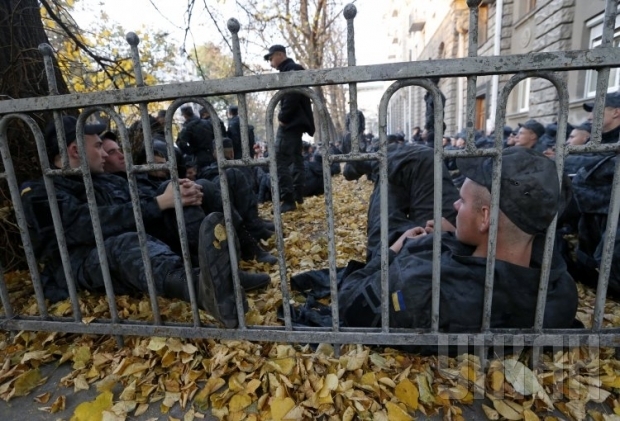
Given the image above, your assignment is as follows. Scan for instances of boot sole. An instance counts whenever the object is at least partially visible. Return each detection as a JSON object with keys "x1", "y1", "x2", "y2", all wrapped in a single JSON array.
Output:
[{"x1": 198, "y1": 213, "x2": 238, "y2": 328}]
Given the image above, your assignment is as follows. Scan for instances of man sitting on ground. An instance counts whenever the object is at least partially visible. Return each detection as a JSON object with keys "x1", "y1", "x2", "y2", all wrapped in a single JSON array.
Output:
[
  {"x1": 198, "y1": 147, "x2": 578, "y2": 330},
  {"x1": 21, "y1": 116, "x2": 269, "y2": 326}
]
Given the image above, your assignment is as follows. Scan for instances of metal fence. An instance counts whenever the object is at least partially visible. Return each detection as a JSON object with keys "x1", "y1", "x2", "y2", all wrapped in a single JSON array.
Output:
[{"x1": 1, "y1": 0, "x2": 620, "y2": 356}]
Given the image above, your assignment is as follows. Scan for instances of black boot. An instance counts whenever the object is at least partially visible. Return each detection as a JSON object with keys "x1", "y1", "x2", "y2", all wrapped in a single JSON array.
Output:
[
  {"x1": 197, "y1": 212, "x2": 247, "y2": 328},
  {"x1": 280, "y1": 201, "x2": 297, "y2": 213},
  {"x1": 247, "y1": 225, "x2": 274, "y2": 242},
  {"x1": 239, "y1": 271, "x2": 270, "y2": 291},
  {"x1": 163, "y1": 268, "x2": 192, "y2": 301},
  {"x1": 238, "y1": 225, "x2": 278, "y2": 265},
  {"x1": 261, "y1": 218, "x2": 275, "y2": 231}
]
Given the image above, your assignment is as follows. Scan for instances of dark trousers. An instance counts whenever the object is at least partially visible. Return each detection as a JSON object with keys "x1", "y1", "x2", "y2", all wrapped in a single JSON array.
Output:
[
  {"x1": 77, "y1": 232, "x2": 190, "y2": 300},
  {"x1": 275, "y1": 126, "x2": 304, "y2": 202},
  {"x1": 365, "y1": 148, "x2": 460, "y2": 261}
]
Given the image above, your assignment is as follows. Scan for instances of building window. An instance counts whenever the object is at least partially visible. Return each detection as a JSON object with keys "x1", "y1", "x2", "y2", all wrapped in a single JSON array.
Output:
[
  {"x1": 516, "y1": 78, "x2": 531, "y2": 112},
  {"x1": 526, "y1": 0, "x2": 536, "y2": 14},
  {"x1": 516, "y1": 0, "x2": 536, "y2": 20},
  {"x1": 478, "y1": 4, "x2": 489, "y2": 45},
  {"x1": 585, "y1": 12, "x2": 620, "y2": 98},
  {"x1": 475, "y1": 95, "x2": 486, "y2": 130}
]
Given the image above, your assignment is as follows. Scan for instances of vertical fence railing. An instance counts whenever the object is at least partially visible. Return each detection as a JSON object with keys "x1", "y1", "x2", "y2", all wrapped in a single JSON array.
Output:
[{"x1": 0, "y1": 1, "x2": 620, "y2": 350}]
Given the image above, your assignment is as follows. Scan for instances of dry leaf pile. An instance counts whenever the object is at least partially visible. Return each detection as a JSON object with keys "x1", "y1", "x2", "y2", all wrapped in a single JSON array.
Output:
[{"x1": 1, "y1": 175, "x2": 620, "y2": 420}]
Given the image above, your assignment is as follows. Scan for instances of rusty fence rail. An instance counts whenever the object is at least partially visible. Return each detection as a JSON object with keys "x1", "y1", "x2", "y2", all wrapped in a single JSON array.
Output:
[{"x1": 1, "y1": 0, "x2": 620, "y2": 357}]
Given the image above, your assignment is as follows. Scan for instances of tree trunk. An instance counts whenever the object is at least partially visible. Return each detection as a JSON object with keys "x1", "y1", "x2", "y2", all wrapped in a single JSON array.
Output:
[{"x1": 0, "y1": 0, "x2": 70, "y2": 270}]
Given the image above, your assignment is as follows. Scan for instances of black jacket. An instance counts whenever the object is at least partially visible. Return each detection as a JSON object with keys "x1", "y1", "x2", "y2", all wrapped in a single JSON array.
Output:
[
  {"x1": 339, "y1": 233, "x2": 578, "y2": 331},
  {"x1": 227, "y1": 115, "x2": 256, "y2": 159},
  {"x1": 178, "y1": 117, "x2": 215, "y2": 167},
  {"x1": 277, "y1": 58, "x2": 315, "y2": 136},
  {"x1": 21, "y1": 173, "x2": 163, "y2": 300}
]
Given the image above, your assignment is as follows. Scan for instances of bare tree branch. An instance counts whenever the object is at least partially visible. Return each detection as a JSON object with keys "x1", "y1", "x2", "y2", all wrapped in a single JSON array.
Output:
[{"x1": 40, "y1": 0, "x2": 127, "y2": 89}]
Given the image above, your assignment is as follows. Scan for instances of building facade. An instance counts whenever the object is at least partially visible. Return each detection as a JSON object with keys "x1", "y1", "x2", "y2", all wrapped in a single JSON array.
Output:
[{"x1": 380, "y1": 0, "x2": 614, "y2": 137}]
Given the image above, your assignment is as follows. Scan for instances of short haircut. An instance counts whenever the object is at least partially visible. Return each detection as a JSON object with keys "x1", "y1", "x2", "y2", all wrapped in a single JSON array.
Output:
[{"x1": 180, "y1": 106, "x2": 194, "y2": 117}]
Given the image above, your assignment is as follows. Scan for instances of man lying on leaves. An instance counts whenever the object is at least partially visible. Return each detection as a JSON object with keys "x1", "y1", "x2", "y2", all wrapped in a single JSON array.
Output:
[
  {"x1": 20, "y1": 116, "x2": 269, "y2": 326},
  {"x1": 198, "y1": 146, "x2": 579, "y2": 332}
]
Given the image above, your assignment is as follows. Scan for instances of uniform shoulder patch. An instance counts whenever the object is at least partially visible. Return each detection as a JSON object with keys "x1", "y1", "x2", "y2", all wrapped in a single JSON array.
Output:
[{"x1": 391, "y1": 290, "x2": 406, "y2": 312}]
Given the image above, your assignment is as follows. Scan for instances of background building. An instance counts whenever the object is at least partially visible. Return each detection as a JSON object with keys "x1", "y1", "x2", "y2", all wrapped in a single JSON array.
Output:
[{"x1": 370, "y1": 0, "x2": 614, "y2": 138}]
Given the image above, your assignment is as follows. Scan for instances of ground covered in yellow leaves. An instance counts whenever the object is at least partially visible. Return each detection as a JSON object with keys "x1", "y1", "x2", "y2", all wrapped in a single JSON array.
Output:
[{"x1": 1, "y1": 175, "x2": 620, "y2": 420}]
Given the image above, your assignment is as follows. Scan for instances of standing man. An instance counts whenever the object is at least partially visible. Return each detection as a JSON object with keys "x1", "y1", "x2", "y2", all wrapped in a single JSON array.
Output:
[
  {"x1": 177, "y1": 105, "x2": 216, "y2": 170},
  {"x1": 264, "y1": 44, "x2": 315, "y2": 212},
  {"x1": 226, "y1": 104, "x2": 256, "y2": 159}
]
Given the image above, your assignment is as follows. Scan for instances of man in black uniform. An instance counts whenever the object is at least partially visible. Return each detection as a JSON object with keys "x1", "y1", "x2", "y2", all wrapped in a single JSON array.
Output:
[
  {"x1": 177, "y1": 105, "x2": 216, "y2": 169},
  {"x1": 341, "y1": 109, "x2": 366, "y2": 154},
  {"x1": 568, "y1": 91, "x2": 620, "y2": 299},
  {"x1": 264, "y1": 44, "x2": 315, "y2": 212},
  {"x1": 515, "y1": 119, "x2": 546, "y2": 152},
  {"x1": 226, "y1": 105, "x2": 256, "y2": 160},
  {"x1": 21, "y1": 116, "x2": 268, "y2": 327},
  {"x1": 338, "y1": 147, "x2": 577, "y2": 330},
  {"x1": 424, "y1": 77, "x2": 446, "y2": 148},
  {"x1": 100, "y1": 135, "x2": 276, "y2": 265},
  {"x1": 200, "y1": 147, "x2": 578, "y2": 331}
]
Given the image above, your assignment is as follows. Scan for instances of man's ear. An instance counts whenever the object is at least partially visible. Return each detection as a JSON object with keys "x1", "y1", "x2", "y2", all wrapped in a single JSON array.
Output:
[
  {"x1": 67, "y1": 142, "x2": 79, "y2": 160},
  {"x1": 479, "y1": 205, "x2": 491, "y2": 233}
]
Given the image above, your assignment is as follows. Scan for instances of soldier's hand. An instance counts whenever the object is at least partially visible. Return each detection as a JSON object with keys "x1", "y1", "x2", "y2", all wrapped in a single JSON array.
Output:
[
  {"x1": 179, "y1": 179, "x2": 203, "y2": 206},
  {"x1": 390, "y1": 226, "x2": 427, "y2": 254},
  {"x1": 156, "y1": 180, "x2": 203, "y2": 210},
  {"x1": 425, "y1": 217, "x2": 455, "y2": 234}
]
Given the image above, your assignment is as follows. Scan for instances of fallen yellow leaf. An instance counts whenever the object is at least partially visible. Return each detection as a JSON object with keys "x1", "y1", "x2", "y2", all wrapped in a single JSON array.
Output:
[
  {"x1": 70, "y1": 390, "x2": 113, "y2": 421},
  {"x1": 395, "y1": 379, "x2": 419, "y2": 411},
  {"x1": 270, "y1": 396, "x2": 296, "y2": 421},
  {"x1": 228, "y1": 393, "x2": 252, "y2": 412},
  {"x1": 385, "y1": 401, "x2": 414, "y2": 421},
  {"x1": 13, "y1": 368, "x2": 41, "y2": 397}
]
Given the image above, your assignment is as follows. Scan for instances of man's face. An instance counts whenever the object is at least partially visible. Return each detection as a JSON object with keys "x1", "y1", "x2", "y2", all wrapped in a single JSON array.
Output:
[
  {"x1": 102, "y1": 139, "x2": 126, "y2": 173},
  {"x1": 567, "y1": 129, "x2": 590, "y2": 146},
  {"x1": 507, "y1": 133, "x2": 517, "y2": 146},
  {"x1": 186, "y1": 166, "x2": 197, "y2": 181},
  {"x1": 515, "y1": 127, "x2": 538, "y2": 148},
  {"x1": 453, "y1": 178, "x2": 486, "y2": 246},
  {"x1": 83, "y1": 134, "x2": 108, "y2": 173},
  {"x1": 269, "y1": 51, "x2": 285, "y2": 69},
  {"x1": 602, "y1": 107, "x2": 620, "y2": 132},
  {"x1": 150, "y1": 155, "x2": 169, "y2": 179},
  {"x1": 455, "y1": 138, "x2": 466, "y2": 148}
]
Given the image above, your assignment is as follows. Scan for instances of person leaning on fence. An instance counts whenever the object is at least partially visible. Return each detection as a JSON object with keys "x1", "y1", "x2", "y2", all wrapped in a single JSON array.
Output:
[
  {"x1": 99, "y1": 136, "x2": 277, "y2": 266},
  {"x1": 20, "y1": 116, "x2": 268, "y2": 327},
  {"x1": 337, "y1": 147, "x2": 578, "y2": 331},
  {"x1": 196, "y1": 147, "x2": 578, "y2": 330},
  {"x1": 264, "y1": 44, "x2": 316, "y2": 212}
]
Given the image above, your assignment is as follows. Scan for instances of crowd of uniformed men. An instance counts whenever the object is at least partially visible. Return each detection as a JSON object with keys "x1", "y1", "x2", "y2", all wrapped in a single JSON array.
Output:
[{"x1": 17, "y1": 44, "x2": 620, "y2": 333}]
